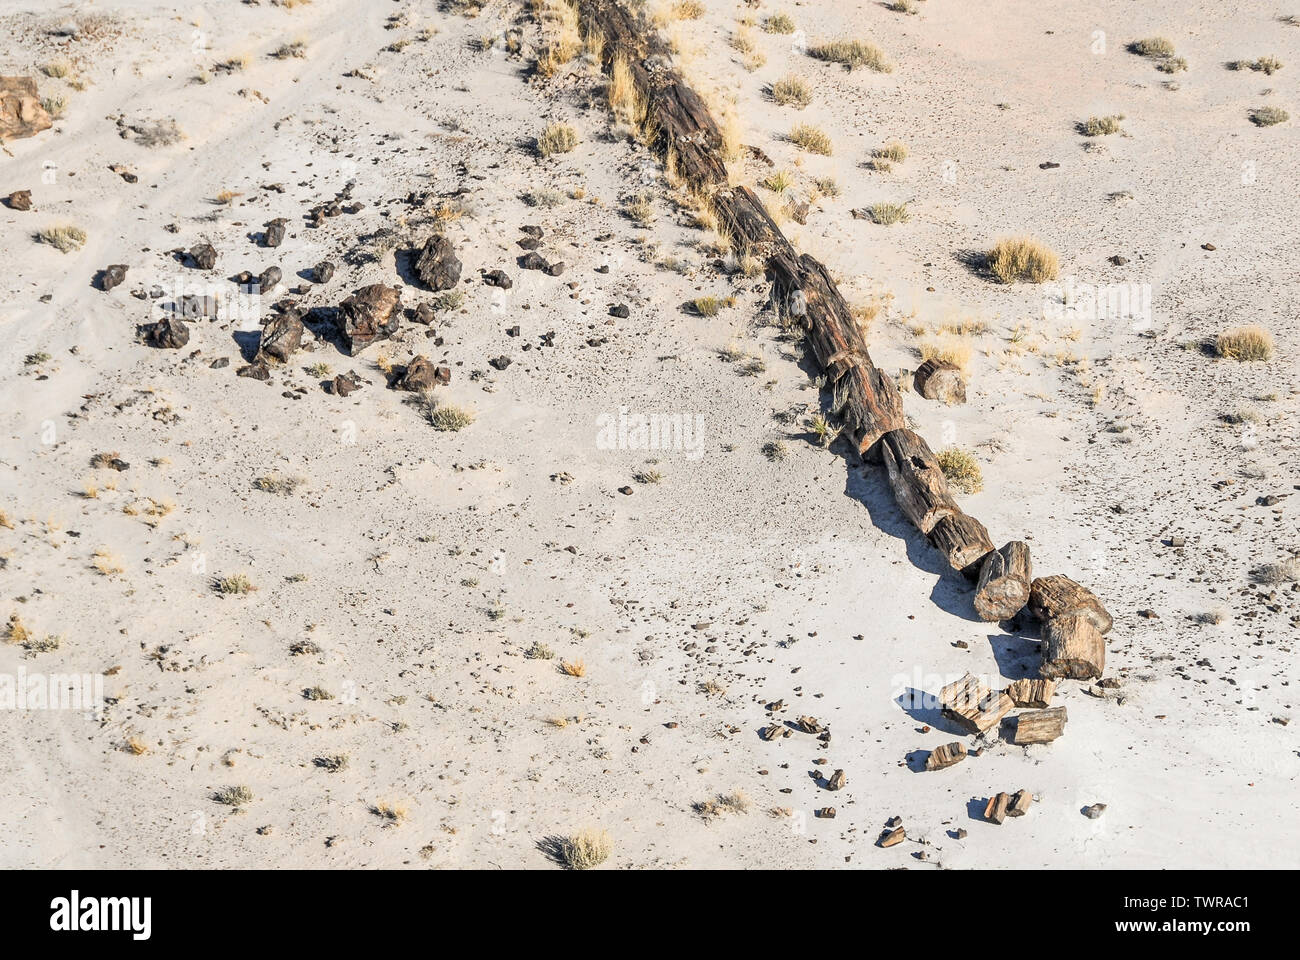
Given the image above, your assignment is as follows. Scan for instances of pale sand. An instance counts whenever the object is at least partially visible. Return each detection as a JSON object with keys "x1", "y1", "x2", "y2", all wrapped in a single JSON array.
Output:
[{"x1": 0, "y1": 0, "x2": 1296, "y2": 868}]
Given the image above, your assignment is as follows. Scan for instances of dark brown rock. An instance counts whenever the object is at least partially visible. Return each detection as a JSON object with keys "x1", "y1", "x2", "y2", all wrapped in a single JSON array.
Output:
[
  {"x1": 139, "y1": 317, "x2": 189, "y2": 349},
  {"x1": 337, "y1": 284, "x2": 401, "y2": 355},
  {"x1": 98, "y1": 264, "x2": 128, "y2": 292},
  {"x1": 311, "y1": 260, "x2": 335, "y2": 284},
  {"x1": 263, "y1": 218, "x2": 287, "y2": 248},
  {"x1": 187, "y1": 243, "x2": 217, "y2": 270},
  {"x1": 394, "y1": 356, "x2": 450, "y2": 392},
  {"x1": 413, "y1": 234, "x2": 461, "y2": 291},
  {"x1": 4, "y1": 189, "x2": 32, "y2": 211},
  {"x1": 258, "y1": 312, "x2": 303, "y2": 363}
]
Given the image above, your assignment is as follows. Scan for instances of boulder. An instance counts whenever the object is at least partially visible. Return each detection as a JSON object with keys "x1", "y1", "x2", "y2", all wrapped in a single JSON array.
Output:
[
  {"x1": 311, "y1": 260, "x2": 335, "y2": 284},
  {"x1": 413, "y1": 234, "x2": 461, "y2": 291},
  {"x1": 263, "y1": 218, "x2": 287, "y2": 248},
  {"x1": 336, "y1": 284, "x2": 401, "y2": 355},
  {"x1": 187, "y1": 243, "x2": 217, "y2": 270},
  {"x1": 4, "y1": 189, "x2": 32, "y2": 211},
  {"x1": 98, "y1": 264, "x2": 128, "y2": 292},
  {"x1": 256, "y1": 266, "x2": 282, "y2": 293}
]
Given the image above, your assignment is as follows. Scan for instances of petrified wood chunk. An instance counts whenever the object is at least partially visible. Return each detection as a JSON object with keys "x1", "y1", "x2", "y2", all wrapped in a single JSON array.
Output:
[
  {"x1": 939, "y1": 673, "x2": 1013, "y2": 735},
  {"x1": 880, "y1": 428, "x2": 958, "y2": 535},
  {"x1": 1011, "y1": 706, "x2": 1068, "y2": 744},
  {"x1": 927, "y1": 511, "x2": 994, "y2": 580},
  {"x1": 1040, "y1": 613, "x2": 1105, "y2": 680},
  {"x1": 1029, "y1": 574, "x2": 1113, "y2": 634},
  {"x1": 975, "y1": 541, "x2": 1032, "y2": 621},
  {"x1": 913, "y1": 358, "x2": 966, "y2": 405}
]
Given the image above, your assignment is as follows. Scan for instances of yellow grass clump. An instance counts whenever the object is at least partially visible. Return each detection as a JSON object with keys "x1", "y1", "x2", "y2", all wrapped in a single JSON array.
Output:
[
  {"x1": 1216, "y1": 325, "x2": 1274, "y2": 361},
  {"x1": 936, "y1": 448, "x2": 984, "y2": 494},
  {"x1": 987, "y1": 236, "x2": 1060, "y2": 284}
]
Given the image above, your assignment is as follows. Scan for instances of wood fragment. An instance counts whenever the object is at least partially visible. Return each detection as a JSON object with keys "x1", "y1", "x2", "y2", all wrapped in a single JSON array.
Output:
[
  {"x1": 939, "y1": 673, "x2": 1013, "y2": 735},
  {"x1": 1008, "y1": 789, "x2": 1033, "y2": 817},
  {"x1": 1011, "y1": 706, "x2": 1068, "y2": 744},
  {"x1": 984, "y1": 792, "x2": 1010, "y2": 824},
  {"x1": 925, "y1": 741, "x2": 967, "y2": 771},
  {"x1": 1005, "y1": 678, "x2": 1056, "y2": 708},
  {"x1": 878, "y1": 826, "x2": 905, "y2": 847},
  {"x1": 880, "y1": 429, "x2": 958, "y2": 534},
  {"x1": 912, "y1": 358, "x2": 967, "y2": 405}
]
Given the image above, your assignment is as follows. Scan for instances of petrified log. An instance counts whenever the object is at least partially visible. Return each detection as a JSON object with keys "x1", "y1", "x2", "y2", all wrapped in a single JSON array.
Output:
[
  {"x1": 1008, "y1": 789, "x2": 1033, "y2": 817},
  {"x1": 0, "y1": 76, "x2": 52, "y2": 141},
  {"x1": 984, "y1": 792, "x2": 1010, "y2": 824},
  {"x1": 880, "y1": 429, "x2": 958, "y2": 535},
  {"x1": 1011, "y1": 706, "x2": 1068, "y2": 744},
  {"x1": 1040, "y1": 613, "x2": 1105, "y2": 680},
  {"x1": 337, "y1": 284, "x2": 401, "y2": 355},
  {"x1": 1005, "y1": 677, "x2": 1056, "y2": 708},
  {"x1": 414, "y1": 234, "x2": 462, "y2": 291},
  {"x1": 913, "y1": 358, "x2": 966, "y2": 405},
  {"x1": 925, "y1": 741, "x2": 967, "y2": 771},
  {"x1": 974, "y1": 541, "x2": 1032, "y2": 621},
  {"x1": 927, "y1": 511, "x2": 994, "y2": 579},
  {"x1": 1029, "y1": 574, "x2": 1113, "y2": 634},
  {"x1": 939, "y1": 673, "x2": 1013, "y2": 735}
]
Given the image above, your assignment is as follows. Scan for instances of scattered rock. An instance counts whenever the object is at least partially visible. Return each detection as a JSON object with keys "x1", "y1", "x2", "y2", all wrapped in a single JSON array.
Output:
[
  {"x1": 4, "y1": 189, "x2": 32, "y2": 211},
  {"x1": 816, "y1": 807, "x2": 836, "y2": 819},
  {"x1": 1082, "y1": 803, "x2": 1107, "y2": 820},
  {"x1": 237, "y1": 360, "x2": 270, "y2": 381},
  {"x1": 258, "y1": 312, "x2": 304, "y2": 363},
  {"x1": 1008, "y1": 789, "x2": 1033, "y2": 817},
  {"x1": 187, "y1": 243, "x2": 217, "y2": 270},
  {"x1": 483, "y1": 269, "x2": 512, "y2": 289},
  {"x1": 98, "y1": 264, "x2": 128, "y2": 292},
  {"x1": 912, "y1": 358, "x2": 966, "y2": 405},
  {"x1": 263, "y1": 218, "x2": 288, "y2": 248},
  {"x1": 545, "y1": 260, "x2": 565, "y2": 277},
  {"x1": 256, "y1": 266, "x2": 282, "y2": 293},
  {"x1": 209, "y1": 357, "x2": 229, "y2": 369},
  {"x1": 139, "y1": 318, "x2": 189, "y2": 349},
  {"x1": 312, "y1": 260, "x2": 335, "y2": 284},
  {"x1": 337, "y1": 284, "x2": 401, "y2": 355},
  {"x1": 394, "y1": 356, "x2": 450, "y2": 392},
  {"x1": 1109, "y1": 254, "x2": 1129, "y2": 266},
  {"x1": 826, "y1": 769, "x2": 846, "y2": 791},
  {"x1": 940, "y1": 673, "x2": 1014, "y2": 735},
  {"x1": 878, "y1": 826, "x2": 905, "y2": 847},
  {"x1": 518, "y1": 251, "x2": 549, "y2": 271},
  {"x1": 1201, "y1": 242, "x2": 1216, "y2": 251},
  {"x1": 1005, "y1": 677, "x2": 1056, "y2": 708},
  {"x1": 610, "y1": 303, "x2": 630, "y2": 318},
  {"x1": 618, "y1": 485, "x2": 633, "y2": 495},
  {"x1": 332, "y1": 372, "x2": 363, "y2": 396},
  {"x1": 413, "y1": 234, "x2": 462, "y2": 291},
  {"x1": 488, "y1": 355, "x2": 512, "y2": 371},
  {"x1": 984, "y1": 792, "x2": 1010, "y2": 824}
]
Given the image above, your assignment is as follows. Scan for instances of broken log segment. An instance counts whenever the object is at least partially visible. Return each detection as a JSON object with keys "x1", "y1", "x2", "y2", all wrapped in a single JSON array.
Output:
[
  {"x1": 939, "y1": 673, "x2": 1013, "y2": 735},
  {"x1": 880, "y1": 429, "x2": 959, "y2": 535},
  {"x1": 1008, "y1": 790, "x2": 1033, "y2": 817},
  {"x1": 1005, "y1": 677, "x2": 1056, "y2": 708},
  {"x1": 984, "y1": 792, "x2": 1010, "y2": 825},
  {"x1": 925, "y1": 741, "x2": 967, "y2": 771},
  {"x1": 912, "y1": 358, "x2": 967, "y2": 405},
  {"x1": 1040, "y1": 613, "x2": 1106, "y2": 680},
  {"x1": 1029, "y1": 574, "x2": 1113, "y2": 634},
  {"x1": 974, "y1": 541, "x2": 1033, "y2": 621},
  {"x1": 1010, "y1": 706, "x2": 1068, "y2": 744},
  {"x1": 927, "y1": 511, "x2": 994, "y2": 580}
]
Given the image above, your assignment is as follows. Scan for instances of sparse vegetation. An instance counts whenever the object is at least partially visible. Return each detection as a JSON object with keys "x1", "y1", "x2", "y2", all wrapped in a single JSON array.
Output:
[
  {"x1": 760, "y1": 169, "x2": 794, "y2": 193},
  {"x1": 371, "y1": 801, "x2": 409, "y2": 826},
  {"x1": 1081, "y1": 114, "x2": 1124, "y2": 136},
  {"x1": 524, "y1": 640, "x2": 555, "y2": 660},
  {"x1": 1129, "y1": 37, "x2": 1175, "y2": 58},
  {"x1": 554, "y1": 828, "x2": 611, "y2": 869},
  {"x1": 1251, "y1": 559, "x2": 1300, "y2": 583},
  {"x1": 1215, "y1": 325, "x2": 1274, "y2": 361},
  {"x1": 303, "y1": 685, "x2": 334, "y2": 701},
  {"x1": 633, "y1": 468, "x2": 663, "y2": 484},
  {"x1": 92, "y1": 547, "x2": 125, "y2": 576},
  {"x1": 625, "y1": 192, "x2": 655, "y2": 226},
  {"x1": 692, "y1": 296, "x2": 722, "y2": 316},
  {"x1": 763, "y1": 438, "x2": 789, "y2": 462},
  {"x1": 314, "y1": 754, "x2": 350, "y2": 773},
  {"x1": 694, "y1": 790, "x2": 753, "y2": 820},
  {"x1": 810, "y1": 38, "x2": 892, "y2": 73},
  {"x1": 559, "y1": 659, "x2": 587, "y2": 677},
  {"x1": 425, "y1": 400, "x2": 476, "y2": 431},
  {"x1": 213, "y1": 785, "x2": 254, "y2": 807},
  {"x1": 36, "y1": 224, "x2": 87, "y2": 254},
  {"x1": 537, "y1": 121, "x2": 578, "y2": 157},
  {"x1": 253, "y1": 473, "x2": 305, "y2": 495},
  {"x1": 1231, "y1": 56, "x2": 1284, "y2": 75},
  {"x1": 522, "y1": 187, "x2": 564, "y2": 207},
  {"x1": 936, "y1": 448, "x2": 984, "y2": 494},
  {"x1": 873, "y1": 141, "x2": 908, "y2": 163},
  {"x1": 764, "y1": 13, "x2": 796, "y2": 34},
  {"x1": 987, "y1": 236, "x2": 1060, "y2": 284},
  {"x1": 789, "y1": 123, "x2": 832, "y2": 155},
  {"x1": 867, "y1": 202, "x2": 910, "y2": 225},
  {"x1": 214, "y1": 573, "x2": 255, "y2": 595},
  {"x1": 771, "y1": 74, "x2": 812, "y2": 109},
  {"x1": 1250, "y1": 106, "x2": 1289, "y2": 126}
]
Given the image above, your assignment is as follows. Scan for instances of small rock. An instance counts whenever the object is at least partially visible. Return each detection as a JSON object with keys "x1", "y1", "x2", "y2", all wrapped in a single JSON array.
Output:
[
  {"x1": 878, "y1": 826, "x2": 905, "y2": 847},
  {"x1": 187, "y1": 243, "x2": 217, "y2": 270},
  {"x1": 488, "y1": 355, "x2": 512, "y2": 371},
  {"x1": 1082, "y1": 803, "x2": 1107, "y2": 820},
  {"x1": 4, "y1": 189, "x2": 33, "y2": 211},
  {"x1": 610, "y1": 303, "x2": 630, "y2": 318},
  {"x1": 413, "y1": 234, "x2": 462, "y2": 291},
  {"x1": 263, "y1": 218, "x2": 288, "y2": 248},
  {"x1": 312, "y1": 260, "x2": 335, "y2": 284},
  {"x1": 237, "y1": 360, "x2": 270, "y2": 381},
  {"x1": 139, "y1": 318, "x2": 189, "y2": 349},
  {"x1": 98, "y1": 264, "x2": 128, "y2": 292},
  {"x1": 483, "y1": 269, "x2": 512, "y2": 289}
]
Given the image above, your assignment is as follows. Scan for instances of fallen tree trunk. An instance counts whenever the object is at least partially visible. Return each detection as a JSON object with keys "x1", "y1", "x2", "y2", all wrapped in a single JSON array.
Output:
[
  {"x1": 1010, "y1": 706, "x2": 1068, "y2": 744},
  {"x1": 565, "y1": 0, "x2": 1108, "y2": 628}
]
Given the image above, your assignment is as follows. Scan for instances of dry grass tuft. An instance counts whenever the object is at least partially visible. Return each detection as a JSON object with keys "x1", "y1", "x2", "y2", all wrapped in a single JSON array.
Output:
[
  {"x1": 1081, "y1": 114, "x2": 1124, "y2": 136},
  {"x1": 36, "y1": 224, "x2": 87, "y2": 253},
  {"x1": 789, "y1": 123, "x2": 832, "y2": 155},
  {"x1": 936, "y1": 448, "x2": 983, "y2": 494},
  {"x1": 987, "y1": 236, "x2": 1060, "y2": 284},
  {"x1": 810, "y1": 38, "x2": 892, "y2": 73},
  {"x1": 771, "y1": 73, "x2": 812, "y2": 108},
  {"x1": 537, "y1": 121, "x2": 578, "y2": 157},
  {"x1": 867, "y1": 202, "x2": 909, "y2": 225},
  {"x1": 1250, "y1": 105, "x2": 1289, "y2": 126},
  {"x1": 764, "y1": 13, "x2": 796, "y2": 34},
  {"x1": 555, "y1": 828, "x2": 612, "y2": 869},
  {"x1": 1215, "y1": 325, "x2": 1274, "y2": 361},
  {"x1": 559, "y1": 659, "x2": 587, "y2": 677}
]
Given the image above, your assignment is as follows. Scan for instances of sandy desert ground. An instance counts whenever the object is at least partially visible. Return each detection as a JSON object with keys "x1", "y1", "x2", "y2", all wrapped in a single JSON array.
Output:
[{"x1": 0, "y1": 0, "x2": 1297, "y2": 869}]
